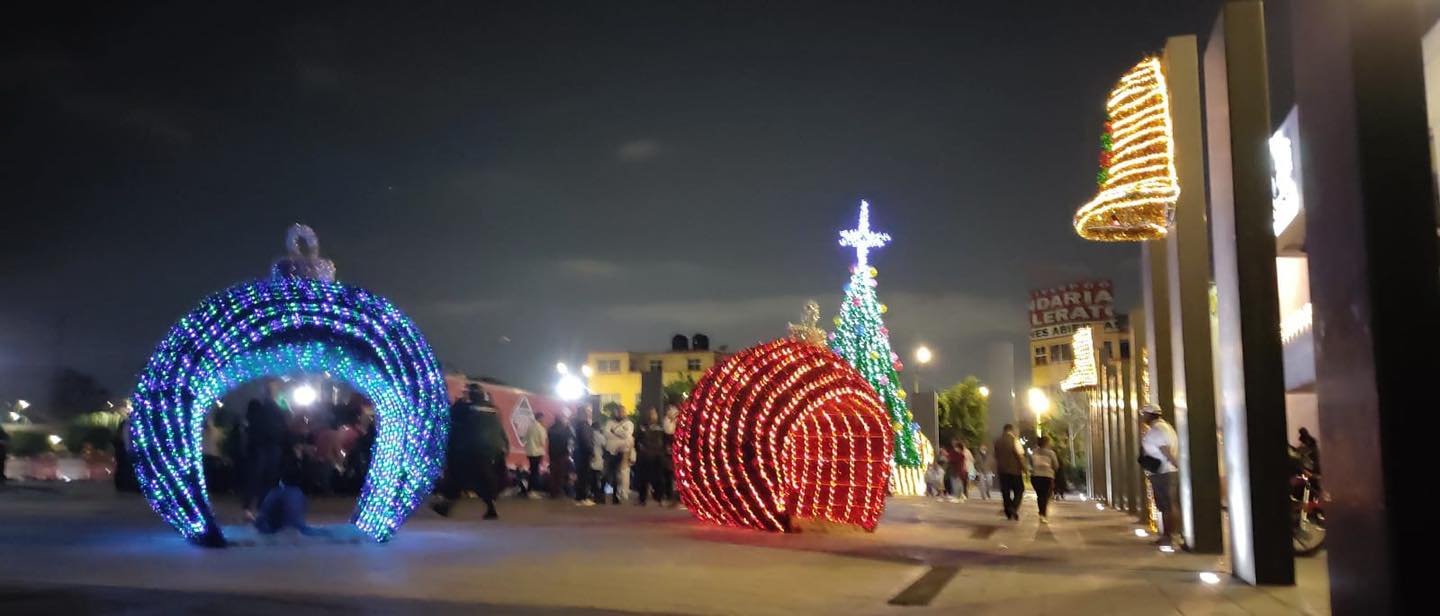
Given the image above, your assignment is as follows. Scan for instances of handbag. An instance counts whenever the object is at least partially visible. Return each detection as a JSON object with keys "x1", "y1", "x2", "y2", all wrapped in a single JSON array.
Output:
[{"x1": 1138, "y1": 453, "x2": 1162, "y2": 474}]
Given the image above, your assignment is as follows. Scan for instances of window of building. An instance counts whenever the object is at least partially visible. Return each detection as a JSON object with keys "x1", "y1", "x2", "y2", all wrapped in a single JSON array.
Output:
[
  {"x1": 1034, "y1": 346, "x2": 1048, "y2": 366},
  {"x1": 598, "y1": 359, "x2": 621, "y2": 373},
  {"x1": 649, "y1": 359, "x2": 663, "y2": 372},
  {"x1": 687, "y1": 358, "x2": 702, "y2": 371},
  {"x1": 1050, "y1": 344, "x2": 1073, "y2": 363},
  {"x1": 1103, "y1": 341, "x2": 1114, "y2": 360},
  {"x1": 1119, "y1": 341, "x2": 1131, "y2": 359}
]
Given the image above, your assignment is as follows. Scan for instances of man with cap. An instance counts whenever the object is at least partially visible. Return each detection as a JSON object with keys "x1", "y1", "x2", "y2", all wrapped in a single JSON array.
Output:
[{"x1": 1139, "y1": 405, "x2": 1181, "y2": 547}]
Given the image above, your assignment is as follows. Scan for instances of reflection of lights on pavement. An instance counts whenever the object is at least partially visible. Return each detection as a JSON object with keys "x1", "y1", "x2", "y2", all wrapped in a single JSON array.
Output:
[
  {"x1": 1134, "y1": 529, "x2": 1149, "y2": 538},
  {"x1": 1095, "y1": 503, "x2": 1104, "y2": 510},
  {"x1": 292, "y1": 385, "x2": 318, "y2": 407},
  {"x1": 556, "y1": 374, "x2": 586, "y2": 401},
  {"x1": 1199, "y1": 571, "x2": 1221, "y2": 585},
  {"x1": 1160, "y1": 545, "x2": 1176, "y2": 553}
]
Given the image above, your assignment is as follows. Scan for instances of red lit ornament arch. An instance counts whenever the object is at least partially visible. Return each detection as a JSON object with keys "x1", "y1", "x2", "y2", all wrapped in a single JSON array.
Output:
[{"x1": 673, "y1": 339, "x2": 894, "y2": 532}]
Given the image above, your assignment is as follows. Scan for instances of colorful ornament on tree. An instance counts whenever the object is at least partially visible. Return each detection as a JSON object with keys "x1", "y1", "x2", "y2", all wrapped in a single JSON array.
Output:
[
  {"x1": 830, "y1": 200, "x2": 925, "y2": 494},
  {"x1": 131, "y1": 272, "x2": 447, "y2": 546},
  {"x1": 672, "y1": 338, "x2": 894, "y2": 532},
  {"x1": 1074, "y1": 56, "x2": 1180, "y2": 242}
]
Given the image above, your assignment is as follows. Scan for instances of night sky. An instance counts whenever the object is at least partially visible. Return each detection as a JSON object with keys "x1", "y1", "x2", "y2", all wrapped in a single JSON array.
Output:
[{"x1": 1, "y1": 1, "x2": 1224, "y2": 403}]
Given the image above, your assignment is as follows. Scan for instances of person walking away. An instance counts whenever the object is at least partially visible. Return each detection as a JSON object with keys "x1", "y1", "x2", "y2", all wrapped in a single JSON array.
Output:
[
  {"x1": 590, "y1": 413, "x2": 606, "y2": 501},
  {"x1": 1053, "y1": 457, "x2": 1068, "y2": 500},
  {"x1": 572, "y1": 405, "x2": 599, "y2": 505},
  {"x1": 202, "y1": 410, "x2": 229, "y2": 494},
  {"x1": 944, "y1": 439, "x2": 968, "y2": 501},
  {"x1": 993, "y1": 424, "x2": 1026, "y2": 521},
  {"x1": 523, "y1": 412, "x2": 548, "y2": 499},
  {"x1": 603, "y1": 407, "x2": 634, "y2": 504},
  {"x1": 661, "y1": 405, "x2": 680, "y2": 505},
  {"x1": 243, "y1": 380, "x2": 290, "y2": 520},
  {"x1": 433, "y1": 384, "x2": 505, "y2": 520},
  {"x1": 1030, "y1": 436, "x2": 1060, "y2": 524},
  {"x1": 547, "y1": 409, "x2": 573, "y2": 498},
  {"x1": 634, "y1": 408, "x2": 666, "y2": 505},
  {"x1": 1139, "y1": 406, "x2": 1181, "y2": 547},
  {"x1": 974, "y1": 445, "x2": 992, "y2": 500}
]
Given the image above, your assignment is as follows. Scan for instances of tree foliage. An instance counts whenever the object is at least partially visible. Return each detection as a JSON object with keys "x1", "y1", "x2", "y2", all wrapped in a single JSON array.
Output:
[
  {"x1": 663, "y1": 373, "x2": 697, "y2": 406},
  {"x1": 938, "y1": 376, "x2": 988, "y2": 449}
]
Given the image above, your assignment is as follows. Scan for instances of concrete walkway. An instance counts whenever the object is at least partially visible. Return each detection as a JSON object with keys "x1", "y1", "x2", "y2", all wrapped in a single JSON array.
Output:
[{"x1": 0, "y1": 483, "x2": 1328, "y2": 615}]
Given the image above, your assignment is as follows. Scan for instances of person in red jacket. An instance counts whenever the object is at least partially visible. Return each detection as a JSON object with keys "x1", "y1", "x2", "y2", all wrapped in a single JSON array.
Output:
[{"x1": 944, "y1": 439, "x2": 969, "y2": 501}]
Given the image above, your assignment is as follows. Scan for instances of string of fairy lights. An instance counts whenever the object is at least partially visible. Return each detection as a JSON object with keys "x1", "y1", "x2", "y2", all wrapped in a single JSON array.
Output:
[
  {"x1": 1074, "y1": 56, "x2": 1181, "y2": 242},
  {"x1": 672, "y1": 338, "x2": 893, "y2": 532},
  {"x1": 130, "y1": 277, "x2": 448, "y2": 545}
]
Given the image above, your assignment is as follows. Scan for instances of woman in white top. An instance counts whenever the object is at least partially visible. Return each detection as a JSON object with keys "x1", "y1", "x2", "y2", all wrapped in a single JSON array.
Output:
[{"x1": 1030, "y1": 437, "x2": 1061, "y2": 524}]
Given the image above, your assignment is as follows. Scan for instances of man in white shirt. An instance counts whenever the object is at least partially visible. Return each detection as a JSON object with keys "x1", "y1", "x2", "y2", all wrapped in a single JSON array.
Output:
[
  {"x1": 523, "y1": 413, "x2": 549, "y2": 499},
  {"x1": 1139, "y1": 406, "x2": 1181, "y2": 547}
]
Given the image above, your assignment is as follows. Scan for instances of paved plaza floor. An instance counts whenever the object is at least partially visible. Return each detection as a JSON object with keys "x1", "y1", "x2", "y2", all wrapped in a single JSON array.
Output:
[{"x1": 0, "y1": 482, "x2": 1329, "y2": 615}]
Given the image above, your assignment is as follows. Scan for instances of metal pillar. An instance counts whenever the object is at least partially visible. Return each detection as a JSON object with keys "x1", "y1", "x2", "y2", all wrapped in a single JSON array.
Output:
[{"x1": 1291, "y1": 0, "x2": 1439, "y2": 610}]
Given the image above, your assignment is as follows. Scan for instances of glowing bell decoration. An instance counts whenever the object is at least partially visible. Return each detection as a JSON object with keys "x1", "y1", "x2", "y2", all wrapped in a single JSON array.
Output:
[{"x1": 1074, "y1": 57, "x2": 1180, "y2": 242}]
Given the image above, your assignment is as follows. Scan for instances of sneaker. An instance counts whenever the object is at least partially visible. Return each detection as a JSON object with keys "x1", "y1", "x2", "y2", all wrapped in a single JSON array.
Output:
[
  {"x1": 1040, "y1": 516, "x2": 1049, "y2": 525},
  {"x1": 582, "y1": 499, "x2": 596, "y2": 506},
  {"x1": 431, "y1": 501, "x2": 452, "y2": 518},
  {"x1": 483, "y1": 510, "x2": 498, "y2": 520},
  {"x1": 528, "y1": 493, "x2": 544, "y2": 500}
]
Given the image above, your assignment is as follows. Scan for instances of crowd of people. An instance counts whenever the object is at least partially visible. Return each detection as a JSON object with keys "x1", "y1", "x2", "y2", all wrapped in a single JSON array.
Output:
[
  {"x1": 431, "y1": 383, "x2": 683, "y2": 522},
  {"x1": 922, "y1": 424, "x2": 1070, "y2": 524}
]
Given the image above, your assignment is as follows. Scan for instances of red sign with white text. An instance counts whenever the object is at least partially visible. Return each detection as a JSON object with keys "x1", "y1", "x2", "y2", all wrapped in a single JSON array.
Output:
[{"x1": 1028, "y1": 280, "x2": 1116, "y2": 340}]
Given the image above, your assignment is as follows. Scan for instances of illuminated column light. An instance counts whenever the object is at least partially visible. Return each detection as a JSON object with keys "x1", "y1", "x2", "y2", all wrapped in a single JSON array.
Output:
[
  {"x1": 1061, "y1": 326, "x2": 1098, "y2": 391},
  {"x1": 130, "y1": 277, "x2": 449, "y2": 546},
  {"x1": 672, "y1": 338, "x2": 894, "y2": 532},
  {"x1": 1074, "y1": 57, "x2": 1181, "y2": 241}
]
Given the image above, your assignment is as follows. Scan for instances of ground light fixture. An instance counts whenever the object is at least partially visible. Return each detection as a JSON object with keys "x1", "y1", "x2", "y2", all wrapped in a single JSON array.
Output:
[
  {"x1": 1199, "y1": 572, "x2": 1222, "y2": 585},
  {"x1": 1134, "y1": 528, "x2": 1149, "y2": 538},
  {"x1": 1160, "y1": 545, "x2": 1177, "y2": 554}
]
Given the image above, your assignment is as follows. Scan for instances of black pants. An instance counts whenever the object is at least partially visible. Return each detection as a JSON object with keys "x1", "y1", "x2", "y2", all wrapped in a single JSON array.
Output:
[
  {"x1": 548, "y1": 453, "x2": 570, "y2": 497},
  {"x1": 574, "y1": 461, "x2": 599, "y2": 501},
  {"x1": 442, "y1": 453, "x2": 503, "y2": 511},
  {"x1": 525, "y1": 455, "x2": 543, "y2": 494},
  {"x1": 1032, "y1": 476, "x2": 1054, "y2": 516},
  {"x1": 635, "y1": 456, "x2": 663, "y2": 503},
  {"x1": 244, "y1": 446, "x2": 281, "y2": 511},
  {"x1": 660, "y1": 459, "x2": 674, "y2": 502},
  {"x1": 999, "y1": 473, "x2": 1024, "y2": 519},
  {"x1": 603, "y1": 453, "x2": 622, "y2": 502}
]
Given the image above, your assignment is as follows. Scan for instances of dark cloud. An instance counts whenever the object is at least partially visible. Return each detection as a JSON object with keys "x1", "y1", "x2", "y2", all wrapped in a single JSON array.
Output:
[{"x1": 0, "y1": 0, "x2": 1223, "y2": 399}]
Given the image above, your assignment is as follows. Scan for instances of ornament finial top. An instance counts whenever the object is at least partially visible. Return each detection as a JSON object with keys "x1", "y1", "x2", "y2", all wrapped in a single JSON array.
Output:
[{"x1": 839, "y1": 199, "x2": 890, "y2": 267}]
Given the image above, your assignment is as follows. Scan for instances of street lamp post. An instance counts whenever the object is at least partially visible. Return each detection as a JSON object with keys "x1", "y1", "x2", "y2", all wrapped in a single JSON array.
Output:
[{"x1": 914, "y1": 346, "x2": 932, "y2": 393}]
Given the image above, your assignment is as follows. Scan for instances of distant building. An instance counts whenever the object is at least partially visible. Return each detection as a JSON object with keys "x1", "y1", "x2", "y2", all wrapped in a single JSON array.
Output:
[
  {"x1": 1028, "y1": 280, "x2": 1130, "y2": 395},
  {"x1": 585, "y1": 334, "x2": 728, "y2": 412}
]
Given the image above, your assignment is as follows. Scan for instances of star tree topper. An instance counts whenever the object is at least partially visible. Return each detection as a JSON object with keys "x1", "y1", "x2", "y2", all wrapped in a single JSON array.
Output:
[{"x1": 839, "y1": 199, "x2": 890, "y2": 268}]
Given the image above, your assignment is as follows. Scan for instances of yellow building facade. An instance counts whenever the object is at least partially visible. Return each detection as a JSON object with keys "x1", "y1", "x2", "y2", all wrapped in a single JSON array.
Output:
[
  {"x1": 1027, "y1": 280, "x2": 1130, "y2": 392},
  {"x1": 585, "y1": 340, "x2": 727, "y2": 413}
]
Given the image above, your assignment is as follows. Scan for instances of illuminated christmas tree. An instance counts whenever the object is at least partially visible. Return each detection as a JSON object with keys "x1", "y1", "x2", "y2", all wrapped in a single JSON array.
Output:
[{"x1": 830, "y1": 200, "x2": 923, "y2": 493}]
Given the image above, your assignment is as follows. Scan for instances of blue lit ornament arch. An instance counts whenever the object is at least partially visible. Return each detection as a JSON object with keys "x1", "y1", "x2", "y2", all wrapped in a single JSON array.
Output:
[{"x1": 130, "y1": 277, "x2": 449, "y2": 546}]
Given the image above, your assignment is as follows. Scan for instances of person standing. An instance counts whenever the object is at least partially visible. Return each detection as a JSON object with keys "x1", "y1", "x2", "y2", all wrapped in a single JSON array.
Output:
[
  {"x1": 944, "y1": 439, "x2": 968, "y2": 502},
  {"x1": 547, "y1": 409, "x2": 574, "y2": 499},
  {"x1": 661, "y1": 405, "x2": 680, "y2": 505},
  {"x1": 634, "y1": 408, "x2": 666, "y2": 505},
  {"x1": 522, "y1": 412, "x2": 548, "y2": 499},
  {"x1": 993, "y1": 424, "x2": 1026, "y2": 521},
  {"x1": 572, "y1": 405, "x2": 599, "y2": 505},
  {"x1": 1030, "y1": 436, "x2": 1060, "y2": 524},
  {"x1": 112, "y1": 400, "x2": 139, "y2": 493},
  {"x1": 0, "y1": 422, "x2": 10, "y2": 485},
  {"x1": 1139, "y1": 406, "x2": 1181, "y2": 547},
  {"x1": 602, "y1": 406, "x2": 634, "y2": 504},
  {"x1": 243, "y1": 380, "x2": 289, "y2": 520},
  {"x1": 974, "y1": 445, "x2": 992, "y2": 500}
]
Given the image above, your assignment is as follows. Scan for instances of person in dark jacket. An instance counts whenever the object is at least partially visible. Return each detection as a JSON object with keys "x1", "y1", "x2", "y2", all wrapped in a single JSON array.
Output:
[
  {"x1": 633, "y1": 408, "x2": 667, "y2": 506},
  {"x1": 572, "y1": 405, "x2": 600, "y2": 505},
  {"x1": 253, "y1": 429, "x2": 317, "y2": 535},
  {"x1": 243, "y1": 379, "x2": 290, "y2": 520},
  {"x1": 547, "y1": 411, "x2": 574, "y2": 498},
  {"x1": 433, "y1": 384, "x2": 507, "y2": 520},
  {"x1": 112, "y1": 400, "x2": 140, "y2": 493}
]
